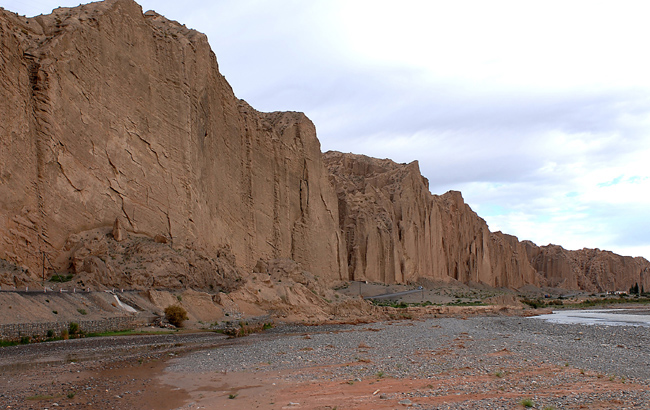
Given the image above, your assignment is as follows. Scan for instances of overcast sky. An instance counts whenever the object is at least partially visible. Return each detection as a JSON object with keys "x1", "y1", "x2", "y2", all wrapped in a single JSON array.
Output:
[{"x1": 4, "y1": 0, "x2": 650, "y2": 260}]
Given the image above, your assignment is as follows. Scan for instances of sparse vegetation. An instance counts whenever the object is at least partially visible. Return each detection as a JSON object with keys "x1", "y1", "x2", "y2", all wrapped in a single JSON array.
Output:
[
  {"x1": 223, "y1": 321, "x2": 274, "y2": 337},
  {"x1": 447, "y1": 300, "x2": 486, "y2": 306},
  {"x1": 228, "y1": 393, "x2": 238, "y2": 399},
  {"x1": 521, "y1": 298, "x2": 546, "y2": 308},
  {"x1": 77, "y1": 308, "x2": 87, "y2": 315},
  {"x1": 521, "y1": 296, "x2": 650, "y2": 309},
  {"x1": 519, "y1": 398, "x2": 535, "y2": 407},
  {"x1": 370, "y1": 300, "x2": 440, "y2": 308},
  {"x1": 68, "y1": 322, "x2": 79, "y2": 336},
  {"x1": 164, "y1": 305, "x2": 188, "y2": 327},
  {"x1": 370, "y1": 300, "x2": 409, "y2": 308},
  {"x1": 574, "y1": 297, "x2": 650, "y2": 308},
  {"x1": 26, "y1": 394, "x2": 56, "y2": 400},
  {"x1": 49, "y1": 273, "x2": 74, "y2": 283},
  {"x1": 86, "y1": 329, "x2": 175, "y2": 338}
]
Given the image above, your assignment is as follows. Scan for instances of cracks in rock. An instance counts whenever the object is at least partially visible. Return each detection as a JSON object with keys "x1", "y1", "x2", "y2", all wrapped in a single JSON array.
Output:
[
  {"x1": 109, "y1": 186, "x2": 134, "y2": 229},
  {"x1": 56, "y1": 158, "x2": 83, "y2": 192},
  {"x1": 299, "y1": 159, "x2": 310, "y2": 217},
  {"x1": 166, "y1": 210, "x2": 173, "y2": 244},
  {"x1": 124, "y1": 147, "x2": 143, "y2": 168},
  {"x1": 105, "y1": 149, "x2": 119, "y2": 176},
  {"x1": 137, "y1": 132, "x2": 165, "y2": 169},
  {"x1": 271, "y1": 148, "x2": 281, "y2": 258},
  {"x1": 126, "y1": 116, "x2": 166, "y2": 169},
  {"x1": 25, "y1": 52, "x2": 52, "y2": 247},
  {"x1": 320, "y1": 193, "x2": 335, "y2": 221}
]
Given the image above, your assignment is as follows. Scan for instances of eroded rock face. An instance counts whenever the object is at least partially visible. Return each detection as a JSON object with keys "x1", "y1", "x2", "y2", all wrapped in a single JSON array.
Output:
[
  {"x1": 324, "y1": 151, "x2": 650, "y2": 292},
  {"x1": 0, "y1": 0, "x2": 345, "y2": 286},
  {"x1": 525, "y1": 243, "x2": 650, "y2": 293},
  {"x1": 324, "y1": 151, "x2": 538, "y2": 288},
  {"x1": 0, "y1": 1, "x2": 647, "y2": 294},
  {"x1": 60, "y1": 227, "x2": 243, "y2": 291}
]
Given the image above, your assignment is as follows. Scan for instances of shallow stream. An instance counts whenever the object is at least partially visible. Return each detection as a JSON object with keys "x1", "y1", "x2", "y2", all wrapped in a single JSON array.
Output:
[{"x1": 532, "y1": 308, "x2": 650, "y2": 327}]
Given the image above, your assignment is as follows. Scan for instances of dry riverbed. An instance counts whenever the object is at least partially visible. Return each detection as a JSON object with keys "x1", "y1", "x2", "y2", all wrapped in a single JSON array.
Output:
[{"x1": 1, "y1": 313, "x2": 649, "y2": 409}]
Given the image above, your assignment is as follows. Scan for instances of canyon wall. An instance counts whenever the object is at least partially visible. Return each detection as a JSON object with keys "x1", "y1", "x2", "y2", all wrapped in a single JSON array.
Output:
[
  {"x1": 325, "y1": 152, "x2": 650, "y2": 292},
  {"x1": 524, "y1": 243, "x2": 650, "y2": 293},
  {"x1": 324, "y1": 152, "x2": 538, "y2": 289},
  {"x1": 1, "y1": 0, "x2": 647, "y2": 293},
  {"x1": 0, "y1": 0, "x2": 345, "y2": 287}
]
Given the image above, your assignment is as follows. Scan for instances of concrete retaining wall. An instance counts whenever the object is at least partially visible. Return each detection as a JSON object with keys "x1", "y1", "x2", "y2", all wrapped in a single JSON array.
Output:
[{"x1": 0, "y1": 316, "x2": 146, "y2": 340}]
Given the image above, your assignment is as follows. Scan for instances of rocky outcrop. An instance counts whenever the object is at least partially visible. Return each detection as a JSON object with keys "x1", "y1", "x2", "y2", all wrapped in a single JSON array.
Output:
[
  {"x1": 524, "y1": 243, "x2": 650, "y2": 293},
  {"x1": 1, "y1": 1, "x2": 647, "y2": 295},
  {"x1": 324, "y1": 151, "x2": 538, "y2": 288},
  {"x1": 0, "y1": 0, "x2": 345, "y2": 287},
  {"x1": 324, "y1": 151, "x2": 650, "y2": 292}
]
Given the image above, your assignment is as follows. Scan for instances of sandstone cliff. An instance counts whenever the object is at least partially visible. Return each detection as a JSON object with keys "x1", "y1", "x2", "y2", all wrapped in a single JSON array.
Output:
[
  {"x1": 1, "y1": 1, "x2": 647, "y2": 296},
  {"x1": 524, "y1": 243, "x2": 650, "y2": 293},
  {"x1": 324, "y1": 152, "x2": 538, "y2": 288},
  {"x1": 324, "y1": 152, "x2": 650, "y2": 292},
  {"x1": 0, "y1": 0, "x2": 345, "y2": 288}
]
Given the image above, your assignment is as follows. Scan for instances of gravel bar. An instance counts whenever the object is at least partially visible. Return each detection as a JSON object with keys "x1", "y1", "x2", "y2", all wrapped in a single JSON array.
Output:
[{"x1": 168, "y1": 315, "x2": 650, "y2": 409}]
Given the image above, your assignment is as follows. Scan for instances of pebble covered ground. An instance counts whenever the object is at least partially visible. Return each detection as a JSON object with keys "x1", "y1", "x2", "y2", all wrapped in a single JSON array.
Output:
[
  {"x1": 168, "y1": 315, "x2": 650, "y2": 409},
  {"x1": 1, "y1": 313, "x2": 650, "y2": 409}
]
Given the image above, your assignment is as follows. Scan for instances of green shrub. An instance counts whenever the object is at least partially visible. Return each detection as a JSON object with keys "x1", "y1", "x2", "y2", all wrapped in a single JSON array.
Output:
[
  {"x1": 20, "y1": 336, "x2": 30, "y2": 345},
  {"x1": 223, "y1": 321, "x2": 274, "y2": 337},
  {"x1": 77, "y1": 308, "x2": 87, "y2": 315},
  {"x1": 520, "y1": 398, "x2": 535, "y2": 407},
  {"x1": 164, "y1": 305, "x2": 188, "y2": 327},
  {"x1": 69, "y1": 322, "x2": 79, "y2": 335},
  {"x1": 50, "y1": 274, "x2": 74, "y2": 283},
  {"x1": 521, "y1": 298, "x2": 545, "y2": 308},
  {"x1": 46, "y1": 329, "x2": 54, "y2": 338}
]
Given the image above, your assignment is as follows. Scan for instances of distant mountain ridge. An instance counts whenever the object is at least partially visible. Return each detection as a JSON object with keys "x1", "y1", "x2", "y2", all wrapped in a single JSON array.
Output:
[{"x1": 1, "y1": 0, "x2": 647, "y2": 293}]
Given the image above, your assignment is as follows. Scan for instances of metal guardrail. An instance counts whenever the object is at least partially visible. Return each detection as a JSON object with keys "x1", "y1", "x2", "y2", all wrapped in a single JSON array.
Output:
[{"x1": 0, "y1": 288, "x2": 140, "y2": 294}]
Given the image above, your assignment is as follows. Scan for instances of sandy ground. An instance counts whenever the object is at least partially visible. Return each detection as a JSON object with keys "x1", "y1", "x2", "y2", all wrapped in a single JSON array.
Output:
[{"x1": 163, "y1": 367, "x2": 647, "y2": 410}]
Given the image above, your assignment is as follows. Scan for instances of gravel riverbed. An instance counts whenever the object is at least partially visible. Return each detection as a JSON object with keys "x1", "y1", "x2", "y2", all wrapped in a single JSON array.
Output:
[
  {"x1": 2, "y1": 312, "x2": 650, "y2": 409},
  {"x1": 168, "y1": 315, "x2": 650, "y2": 409}
]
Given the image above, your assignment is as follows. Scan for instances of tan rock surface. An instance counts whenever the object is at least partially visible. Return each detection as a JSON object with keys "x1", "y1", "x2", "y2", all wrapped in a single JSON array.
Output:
[
  {"x1": 0, "y1": 0, "x2": 648, "y2": 303},
  {"x1": 525, "y1": 243, "x2": 650, "y2": 292},
  {"x1": 324, "y1": 151, "x2": 650, "y2": 292},
  {"x1": 0, "y1": 0, "x2": 344, "y2": 286},
  {"x1": 324, "y1": 151, "x2": 538, "y2": 288}
]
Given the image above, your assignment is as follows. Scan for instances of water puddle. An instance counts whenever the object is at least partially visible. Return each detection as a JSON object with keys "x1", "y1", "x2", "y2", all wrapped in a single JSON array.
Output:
[{"x1": 531, "y1": 308, "x2": 650, "y2": 327}]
